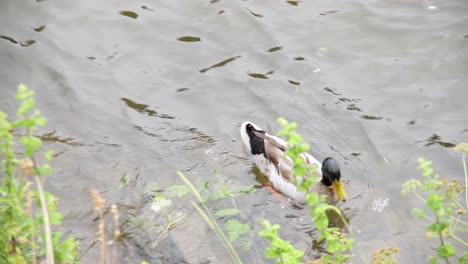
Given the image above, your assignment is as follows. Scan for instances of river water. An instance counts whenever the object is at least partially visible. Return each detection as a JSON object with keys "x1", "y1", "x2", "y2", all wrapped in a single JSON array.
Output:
[{"x1": 1, "y1": 0, "x2": 467, "y2": 263}]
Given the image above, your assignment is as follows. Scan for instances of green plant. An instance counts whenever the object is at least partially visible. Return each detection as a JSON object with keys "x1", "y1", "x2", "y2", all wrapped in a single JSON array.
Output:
[
  {"x1": 258, "y1": 118, "x2": 355, "y2": 264},
  {"x1": 178, "y1": 172, "x2": 243, "y2": 264},
  {"x1": 259, "y1": 219, "x2": 304, "y2": 264},
  {"x1": 370, "y1": 246, "x2": 399, "y2": 264},
  {"x1": 0, "y1": 84, "x2": 78, "y2": 263},
  {"x1": 402, "y1": 143, "x2": 468, "y2": 264}
]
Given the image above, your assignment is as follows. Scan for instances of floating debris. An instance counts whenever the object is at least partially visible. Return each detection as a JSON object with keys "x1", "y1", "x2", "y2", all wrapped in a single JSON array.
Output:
[
  {"x1": 423, "y1": 134, "x2": 456, "y2": 148},
  {"x1": 286, "y1": 1, "x2": 301, "y2": 6},
  {"x1": 346, "y1": 104, "x2": 362, "y2": 112},
  {"x1": 119, "y1": 11, "x2": 138, "y2": 19},
  {"x1": 141, "y1": 6, "x2": 155, "y2": 11},
  {"x1": 177, "y1": 36, "x2": 201, "y2": 42},
  {"x1": 199, "y1": 55, "x2": 241, "y2": 73},
  {"x1": 294, "y1": 57, "x2": 305, "y2": 61},
  {"x1": 20, "y1": 40, "x2": 36, "y2": 47},
  {"x1": 248, "y1": 71, "x2": 274, "y2": 79},
  {"x1": 323, "y1": 87, "x2": 341, "y2": 96},
  {"x1": 176, "y1": 88, "x2": 190, "y2": 92},
  {"x1": 38, "y1": 131, "x2": 84, "y2": 146},
  {"x1": 246, "y1": 7, "x2": 263, "y2": 18},
  {"x1": 0, "y1": 35, "x2": 18, "y2": 44},
  {"x1": 33, "y1": 25, "x2": 46, "y2": 32},
  {"x1": 121, "y1": 98, "x2": 175, "y2": 119},
  {"x1": 288, "y1": 80, "x2": 300, "y2": 85},
  {"x1": 267, "y1": 46, "x2": 282, "y2": 52},
  {"x1": 361, "y1": 115, "x2": 383, "y2": 120},
  {"x1": 319, "y1": 10, "x2": 339, "y2": 16}
]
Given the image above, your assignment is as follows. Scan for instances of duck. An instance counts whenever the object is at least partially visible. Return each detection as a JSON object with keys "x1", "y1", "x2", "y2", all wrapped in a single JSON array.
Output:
[{"x1": 240, "y1": 121, "x2": 347, "y2": 204}]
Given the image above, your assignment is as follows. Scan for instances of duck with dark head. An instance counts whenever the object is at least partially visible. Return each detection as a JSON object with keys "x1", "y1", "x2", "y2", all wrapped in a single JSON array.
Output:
[{"x1": 240, "y1": 121, "x2": 347, "y2": 204}]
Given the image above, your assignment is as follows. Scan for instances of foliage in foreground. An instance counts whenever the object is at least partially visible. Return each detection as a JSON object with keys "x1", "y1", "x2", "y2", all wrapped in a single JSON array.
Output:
[
  {"x1": 402, "y1": 143, "x2": 468, "y2": 264},
  {"x1": 259, "y1": 118, "x2": 354, "y2": 264},
  {"x1": 0, "y1": 85, "x2": 78, "y2": 264}
]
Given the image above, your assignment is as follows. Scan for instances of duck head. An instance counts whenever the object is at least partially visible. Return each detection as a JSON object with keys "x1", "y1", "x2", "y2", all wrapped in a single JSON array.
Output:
[
  {"x1": 321, "y1": 157, "x2": 347, "y2": 202},
  {"x1": 240, "y1": 122, "x2": 265, "y2": 155}
]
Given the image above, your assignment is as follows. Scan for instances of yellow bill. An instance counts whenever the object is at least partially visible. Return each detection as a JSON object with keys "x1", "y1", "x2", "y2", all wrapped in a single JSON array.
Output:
[{"x1": 332, "y1": 180, "x2": 347, "y2": 202}]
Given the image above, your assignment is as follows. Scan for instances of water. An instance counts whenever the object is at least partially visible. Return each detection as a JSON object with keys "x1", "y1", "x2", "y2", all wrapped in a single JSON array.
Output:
[{"x1": 1, "y1": 0, "x2": 467, "y2": 263}]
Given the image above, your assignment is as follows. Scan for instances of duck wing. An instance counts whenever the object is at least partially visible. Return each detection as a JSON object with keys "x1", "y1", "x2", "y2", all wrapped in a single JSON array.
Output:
[
  {"x1": 254, "y1": 131, "x2": 322, "y2": 180},
  {"x1": 253, "y1": 131, "x2": 294, "y2": 181}
]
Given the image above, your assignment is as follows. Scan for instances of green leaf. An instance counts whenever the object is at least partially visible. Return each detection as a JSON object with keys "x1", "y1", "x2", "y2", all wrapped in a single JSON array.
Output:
[
  {"x1": 427, "y1": 221, "x2": 449, "y2": 232},
  {"x1": 49, "y1": 211, "x2": 63, "y2": 225},
  {"x1": 44, "y1": 150, "x2": 53, "y2": 161},
  {"x1": 437, "y1": 243, "x2": 455, "y2": 257},
  {"x1": 427, "y1": 193, "x2": 444, "y2": 212},
  {"x1": 36, "y1": 164, "x2": 53, "y2": 176},
  {"x1": 150, "y1": 194, "x2": 172, "y2": 212},
  {"x1": 165, "y1": 184, "x2": 190, "y2": 198},
  {"x1": 224, "y1": 219, "x2": 251, "y2": 242},
  {"x1": 265, "y1": 246, "x2": 281, "y2": 258},
  {"x1": 215, "y1": 208, "x2": 240, "y2": 217},
  {"x1": 412, "y1": 208, "x2": 425, "y2": 219},
  {"x1": 20, "y1": 136, "x2": 42, "y2": 157},
  {"x1": 314, "y1": 210, "x2": 329, "y2": 230},
  {"x1": 305, "y1": 192, "x2": 319, "y2": 206},
  {"x1": 401, "y1": 179, "x2": 422, "y2": 195}
]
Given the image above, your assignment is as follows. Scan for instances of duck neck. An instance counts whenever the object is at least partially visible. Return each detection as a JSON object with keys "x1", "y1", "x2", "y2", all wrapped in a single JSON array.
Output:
[{"x1": 321, "y1": 177, "x2": 333, "y2": 187}]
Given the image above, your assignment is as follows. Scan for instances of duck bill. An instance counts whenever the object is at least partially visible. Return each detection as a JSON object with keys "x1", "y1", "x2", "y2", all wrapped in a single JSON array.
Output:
[{"x1": 332, "y1": 180, "x2": 347, "y2": 202}]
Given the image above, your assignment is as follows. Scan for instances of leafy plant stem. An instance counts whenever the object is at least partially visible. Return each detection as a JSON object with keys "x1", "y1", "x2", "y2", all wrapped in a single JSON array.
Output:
[
  {"x1": 191, "y1": 201, "x2": 242, "y2": 264},
  {"x1": 435, "y1": 214, "x2": 450, "y2": 264},
  {"x1": 179, "y1": 172, "x2": 242, "y2": 264},
  {"x1": 326, "y1": 205, "x2": 369, "y2": 264},
  {"x1": 152, "y1": 213, "x2": 186, "y2": 248}
]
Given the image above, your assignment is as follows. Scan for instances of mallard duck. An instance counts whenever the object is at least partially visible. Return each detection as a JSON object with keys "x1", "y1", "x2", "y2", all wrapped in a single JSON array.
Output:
[{"x1": 240, "y1": 121, "x2": 347, "y2": 204}]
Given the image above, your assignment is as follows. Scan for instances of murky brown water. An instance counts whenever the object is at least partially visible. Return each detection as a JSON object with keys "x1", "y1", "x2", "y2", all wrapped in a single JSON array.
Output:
[{"x1": 1, "y1": 0, "x2": 468, "y2": 263}]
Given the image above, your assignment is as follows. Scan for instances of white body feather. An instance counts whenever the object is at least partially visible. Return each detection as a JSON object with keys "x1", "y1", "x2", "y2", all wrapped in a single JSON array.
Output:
[{"x1": 240, "y1": 121, "x2": 335, "y2": 203}]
